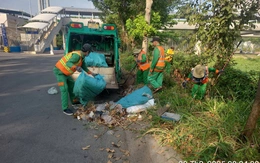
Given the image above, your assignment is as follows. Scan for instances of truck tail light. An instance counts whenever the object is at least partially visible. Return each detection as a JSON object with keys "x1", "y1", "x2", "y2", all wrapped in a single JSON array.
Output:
[
  {"x1": 103, "y1": 26, "x2": 115, "y2": 30},
  {"x1": 70, "y1": 23, "x2": 82, "y2": 28}
]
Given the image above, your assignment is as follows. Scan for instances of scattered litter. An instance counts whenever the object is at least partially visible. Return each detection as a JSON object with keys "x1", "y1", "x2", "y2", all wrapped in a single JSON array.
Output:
[
  {"x1": 109, "y1": 101, "x2": 119, "y2": 110},
  {"x1": 88, "y1": 111, "x2": 95, "y2": 119},
  {"x1": 106, "y1": 130, "x2": 115, "y2": 135},
  {"x1": 161, "y1": 112, "x2": 181, "y2": 122},
  {"x1": 82, "y1": 145, "x2": 91, "y2": 150},
  {"x1": 111, "y1": 142, "x2": 120, "y2": 148},
  {"x1": 108, "y1": 153, "x2": 114, "y2": 158},
  {"x1": 72, "y1": 86, "x2": 155, "y2": 128},
  {"x1": 101, "y1": 114, "x2": 113, "y2": 124},
  {"x1": 156, "y1": 105, "x2": 170, "y2": 116},
  {"x1": 126, "y1": 99, "x2": 155, "y2": 114},
  {"x1": 120, "y1": 149, "x2": 130, "y2": 156},
  {"x1": 127, "y1": 114, "x2": 138, "y2": 118},
  {"x1": 80, "y1": 113, "x2": 87, "y2": 120},
  {"x1": 106, "y1": 148, "x2": 115, "y2": 153},
  {"x1": 72, "y1": 104, "x2": 81, "y2": 110},
  {"x1": 77, "y1": 116, "x2": 81, "y2": 120},
  {"x1": 47, "y1": 87, "x2": 58, "y2": 95},
  {"x1": 96, "y1": 103, "x2": 108, "y2": 111}
]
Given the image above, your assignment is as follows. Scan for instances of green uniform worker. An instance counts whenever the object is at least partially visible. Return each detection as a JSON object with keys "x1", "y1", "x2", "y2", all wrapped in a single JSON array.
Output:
[
  {"x1": 165, "y1": 47, "x2": 174, "y2": 74},
  {"x1": 182, "y1": 64, "x2": 223, "y2": 100},
  {"x1": 136, "y1": 49, "x2": 150, "y2": 84},
  {"x1": 148, "y1": 37, "x2": 166, "y2": 93},
  {"x1": 53, "y1": 43, "x2": 96, "y2": 115}
]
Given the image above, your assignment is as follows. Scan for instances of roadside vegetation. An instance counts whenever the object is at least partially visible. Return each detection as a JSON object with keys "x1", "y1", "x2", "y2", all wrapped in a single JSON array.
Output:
[
  {"x1": 120, "y1": 52, "x2": 260, "y2": 161},
  {"x1": 92, "y1": 0, "x2": 260, "y2": 161}
]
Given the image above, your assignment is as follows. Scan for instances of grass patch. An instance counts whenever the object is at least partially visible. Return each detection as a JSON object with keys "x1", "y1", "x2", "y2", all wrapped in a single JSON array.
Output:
[
  {"x1": 120, "y1": 51, "x2": 260, "y2": 161},
  {"x1": 145, "y1": 87, "x2": 260, "y2": 161},
  {"x1": 233, "y1": 55, "x2": 260, "y2": 72}
]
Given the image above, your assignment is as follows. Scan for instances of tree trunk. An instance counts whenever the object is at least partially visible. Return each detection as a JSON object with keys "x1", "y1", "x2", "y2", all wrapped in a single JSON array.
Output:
[
  {"x1": 241, "y1": 77, "x2": 260, "y2": 141},
  {"x1": 142, "y1": 0, "x2": 153, "y2": 53}
]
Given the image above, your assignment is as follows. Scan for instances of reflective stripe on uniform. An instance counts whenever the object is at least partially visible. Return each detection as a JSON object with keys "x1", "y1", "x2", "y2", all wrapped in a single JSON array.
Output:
[
  {"x1": 137, "y1": 50, "x2": 150, "y2": 71},
  {"x1": 58, "y1": 82, "x2": 64, "y2": 86},
  {"x1": 154, "y1": 46, "x2": 165, "y2": 72},
  {"x1": 55, "y1": 51, "x2": 82, "y2": 76}
]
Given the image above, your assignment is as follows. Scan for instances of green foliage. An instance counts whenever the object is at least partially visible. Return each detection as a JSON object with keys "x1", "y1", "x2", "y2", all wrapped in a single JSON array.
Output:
[
  {"x1": 170, "y1": 53, "x2": 259, "y2": 101},
  {"x1": 92, "y1": 0, "x2": 179, "y2": 51},
  {"x1": 119, "y1": 51, "x2": 136, "y2": 72},
  {"x1": 213, "y1": 67, "x2": 259, "y2": 100},
  {"x1": 242, "y1": 37, "x2": 260, "y2": 45},
  {"x1": 146, "y1": 88, "x2": 260, "y2": 161},
  {"x1": 198, "y1": 142, "x2": 234, "y2": 161},
  {"x1": 177, "y1": 0, "x2": 260, "y2": 68},
  {"x1": 233, "y1": 55, "x2": 260, "y2": 72},
  {"x1": 171, "y1": 52, "x2": 213, "y2": 77},
  {"x1": 234, "y1": 145, "x2": 260, "y2": 161},
  {"x1": 162, "y1": 30, "x2": 194, "y2": 44},
  {"x1": 119, "y1": 49, "x2": 260, "y2": 161},
  {"x1": 126, "y1": 12, "x2": 161, "y2": 41},
  {"x1": 56, "y1": 33, "x2": 63, "y2": 49}
]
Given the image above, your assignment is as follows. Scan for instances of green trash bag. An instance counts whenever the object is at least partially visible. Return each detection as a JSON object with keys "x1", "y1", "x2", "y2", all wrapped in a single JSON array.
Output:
[{"x1": 73, "y1": 72, "x2": 106, "y2": 105}]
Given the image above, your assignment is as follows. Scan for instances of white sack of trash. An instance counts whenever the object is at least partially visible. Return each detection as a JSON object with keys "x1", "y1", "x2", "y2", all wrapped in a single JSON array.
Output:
[{"x1": 126, "y1": 99, "x2": 155, "y2": 114}]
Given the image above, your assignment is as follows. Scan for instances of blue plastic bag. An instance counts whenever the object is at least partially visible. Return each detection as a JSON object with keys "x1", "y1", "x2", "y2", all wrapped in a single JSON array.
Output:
[
  {"x1": 73, "y1": 72, "x2": 106, "y2": 105},
  {"x1": 84, "y1": 52, "x2": 108, "y2": 67},
  {"x1": 116, "y1": 86, "x2": 153, "y2": 108}
]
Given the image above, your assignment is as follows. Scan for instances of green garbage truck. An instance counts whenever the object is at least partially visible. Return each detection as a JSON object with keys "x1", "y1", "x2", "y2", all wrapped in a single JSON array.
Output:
[{"x1": 65, "y1": 21, "x2": 121, "y2": 89}]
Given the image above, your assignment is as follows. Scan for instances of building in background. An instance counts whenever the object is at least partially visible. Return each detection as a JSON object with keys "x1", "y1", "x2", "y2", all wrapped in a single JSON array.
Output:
[
  {"x1": 38, "y1": 0, "x2": 50, "y2": 13},
  {"x1": 0, "y1": 9, "x2": 31, "y2": 52}
]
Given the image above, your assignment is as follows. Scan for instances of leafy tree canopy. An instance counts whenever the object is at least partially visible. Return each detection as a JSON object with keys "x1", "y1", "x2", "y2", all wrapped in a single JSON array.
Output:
[
  {"x1": 177, "y1": 0, "x2": 260, "y2": 68},
  {"x1": 90, "y1": 0, "x2": 179, "y2": 50},
  {"x1": 125, "y1": 12, "x2": 161, "y2": 42},
  {"x1": 91, "y1": 0, "x2": 177, "y2": 25}
]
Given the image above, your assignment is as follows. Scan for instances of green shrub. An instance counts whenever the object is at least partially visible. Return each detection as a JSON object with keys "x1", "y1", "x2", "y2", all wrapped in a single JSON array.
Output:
[
  {"x1": 212, "y1": 68, "x2": 259, "y2": 100},
  {"x1": 120, "y1": 52, "x2": 136, "y2": 72},
  {"x1": 120, "y1": 51, "x2": 260, "y2": 161},
  {"x1": 198, "y1": 142, "x2": 234, "y2": 161}
]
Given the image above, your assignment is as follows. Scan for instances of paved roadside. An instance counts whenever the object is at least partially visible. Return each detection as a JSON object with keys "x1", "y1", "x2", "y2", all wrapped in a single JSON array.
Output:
[{"x1": 0, "y1": 52, "x2": 182, "y2": 163}]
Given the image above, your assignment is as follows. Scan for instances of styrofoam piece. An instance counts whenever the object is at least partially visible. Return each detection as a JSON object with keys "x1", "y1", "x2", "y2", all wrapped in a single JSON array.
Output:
[
  {"x1": 161, "y1": 112, "x2": 181, "y2": 121},
  {"x1": 126, "y1": 99, "x2": 155, "y2": 114}
]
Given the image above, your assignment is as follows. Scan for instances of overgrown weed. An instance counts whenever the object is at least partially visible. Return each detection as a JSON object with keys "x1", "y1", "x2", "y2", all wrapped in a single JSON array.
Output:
[
  {"x1": 120, "y1": 51, "x2": 260, "y2": 161},
  {"x1": 146, "y1": 87, "x2": 260, "y2": 161}
]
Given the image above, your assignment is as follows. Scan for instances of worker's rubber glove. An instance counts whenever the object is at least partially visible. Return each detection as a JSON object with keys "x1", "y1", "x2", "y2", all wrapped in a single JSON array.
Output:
[
  {"x1": 182, "y1": 81, "x2": 187, "y2": 88},
  {"x1": 76, "y1": 66, "x2": 82, "y2": 72}
]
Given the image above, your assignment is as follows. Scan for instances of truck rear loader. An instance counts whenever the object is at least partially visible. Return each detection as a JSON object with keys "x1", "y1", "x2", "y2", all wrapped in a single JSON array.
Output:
[{"x1": 65, "y1": 21, "x2": 121, "y2": 89}]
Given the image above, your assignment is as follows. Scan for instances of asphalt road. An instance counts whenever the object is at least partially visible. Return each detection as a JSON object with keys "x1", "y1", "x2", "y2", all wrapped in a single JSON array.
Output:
[{"x1": 0, "y1": 52, "x2": 182, "y2": 163}]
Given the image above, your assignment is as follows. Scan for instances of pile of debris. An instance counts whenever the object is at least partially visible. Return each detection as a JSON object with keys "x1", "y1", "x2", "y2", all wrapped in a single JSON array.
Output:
[
  {"x1": 73, "y1": 85, "x2": 181, "y2": 127},
  {"x1": 73, "y1": 101, "x2": 144, "y2": 127}
]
